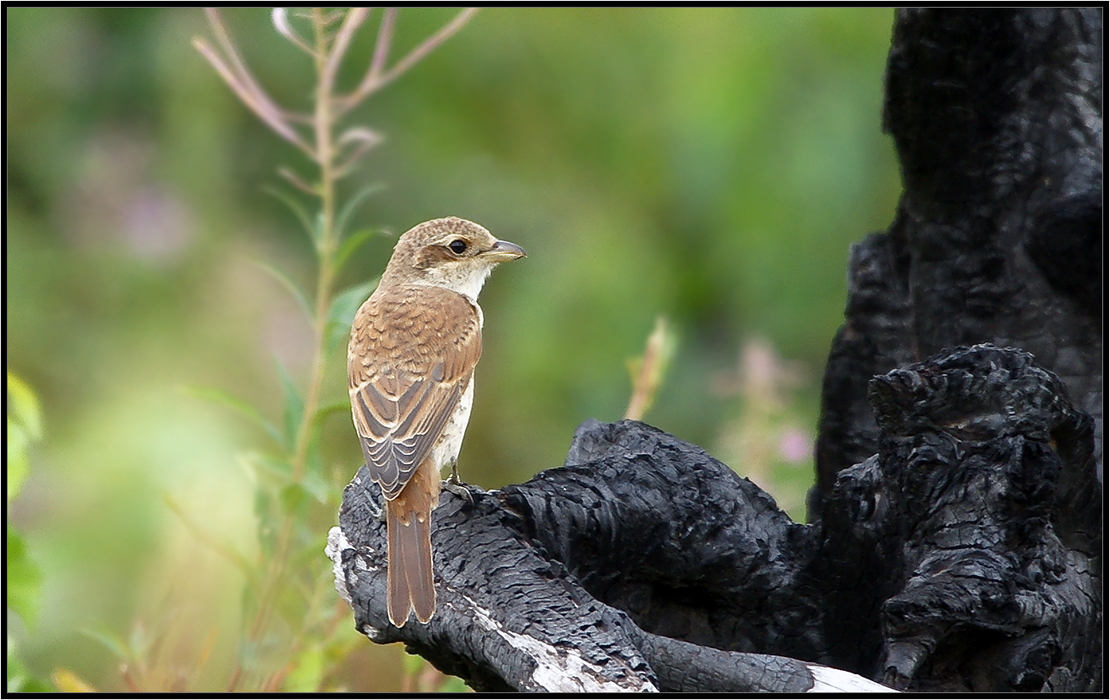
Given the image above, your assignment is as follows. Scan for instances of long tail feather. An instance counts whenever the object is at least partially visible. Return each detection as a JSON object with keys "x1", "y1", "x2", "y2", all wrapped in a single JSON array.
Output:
[{"x1": 385, "y1": 462, "x2": 438, "y2": 627}]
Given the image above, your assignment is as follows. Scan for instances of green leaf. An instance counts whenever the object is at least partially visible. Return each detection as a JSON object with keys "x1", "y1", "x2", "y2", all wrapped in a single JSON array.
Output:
[
  {"x1": 251, "y1": 259, "x2": 314, "y2": 324},
  {"x1": 254, "y1": 488, "x2": 278, "y2": 557},
  {"x1": 183, "y1": 386, "x2": 284, "y2": 448},
  {"x1": 7, "y1": 372, "x2": 42, "y2": 439},
  {"x1": 273, "y1": 357, "x2": 305, "y2": 452},
  {"x1": 333, "y1": 228, "x2": 381, "y2": 276},
  {"x1": 303, "y1": 431, "x2": 324, "y2": 480},
  {"x1": 7, "y1": 423, "x2": 29, "y2": 502},
  {"x1": 6, "y1": 531, "x2": 42, "y2": 625},
  {"x1": 325, "y1": 279, "x2": 377, "y2": 353},
  {"x1": 7, "y1": 373, "x2": 43, "y2": 502},
  {"x1": 239, "y1": 451, "x2": 294, "y2": 486},
  {"x1": 300, "y1": 464, "x2": 330, "y2": 505},
  {"x1": 79, "y1": 625, "x2": 134, "y2": 664},
  {"x1": 263, "y1": 186, "x2": 316, "y2": 247},
  {"x1": 279, "y1": 483, "x2": 311, "y2": 517},
  {"x1": 335, "y1": 182, "x2": 386, "y2": 240},
  {"x1": 316, "y1": 400, "x2": 352, "y2": 422},
  {"x1": 312, "y1": 211, "x2": 328, "y2": 253},
  {"x1": 6, "y1": 635, "x2": 55, "y2": 692}
]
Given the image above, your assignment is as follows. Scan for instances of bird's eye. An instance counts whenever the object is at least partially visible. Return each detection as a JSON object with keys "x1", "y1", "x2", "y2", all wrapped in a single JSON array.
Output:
[{"x1": 448, "y1": 239, "x2": 468, "y2": 254}]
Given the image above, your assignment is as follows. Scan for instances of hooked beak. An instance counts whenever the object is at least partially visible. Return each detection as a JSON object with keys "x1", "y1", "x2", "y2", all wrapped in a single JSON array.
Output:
[{"x1": 483, "y1": 239, "x2": 527, "y2": 262}]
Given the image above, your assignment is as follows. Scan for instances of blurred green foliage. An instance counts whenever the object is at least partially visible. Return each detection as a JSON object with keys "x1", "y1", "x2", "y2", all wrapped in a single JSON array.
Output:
[
  {"x1": 7, "y1": 374, "x2": 51, "y2": 691},
  {"x1": 6, "y1": 7, "x2": 900, "y2": 692}
]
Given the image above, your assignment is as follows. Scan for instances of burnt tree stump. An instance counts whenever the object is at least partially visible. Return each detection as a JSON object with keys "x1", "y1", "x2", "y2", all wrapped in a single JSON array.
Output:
[
  {"x1": 329, "y1": 8, "x2": 1103, "y2": 693},
  {"x1": 813, "y1": 8, "x2": 1102, "y2": 514}
]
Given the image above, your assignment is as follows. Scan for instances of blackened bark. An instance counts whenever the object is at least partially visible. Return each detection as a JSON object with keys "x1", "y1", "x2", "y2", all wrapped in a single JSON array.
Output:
[
  {"x1": 817, "y1": 345, "x2": 1101, "y2": 691},
  {"x1": 331, "y1": 346, "x2": 1100, "y2": 691},
  {"x1": 330, "y1": 7, "x2": 1103, "y2": 694},
  {"x1": 329, "y1": 418, "x2": 888, "y2": 692},
  {"x1": 813, "y1": 8, "x2": 1103, "y2": 515}
]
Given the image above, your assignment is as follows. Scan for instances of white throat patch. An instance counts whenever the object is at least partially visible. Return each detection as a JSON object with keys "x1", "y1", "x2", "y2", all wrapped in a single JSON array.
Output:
[{"x1": 418, "y1": 259, "x2": 496, "y2": 302}]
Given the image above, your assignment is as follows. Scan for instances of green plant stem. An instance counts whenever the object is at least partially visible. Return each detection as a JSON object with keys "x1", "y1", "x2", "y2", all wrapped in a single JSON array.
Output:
[
  {"x1": 296, "y1": 7, "x2": 339, "y2": 484},
  {"x1": 229, "y1": 11, "x2": 342, "y2": 691}
]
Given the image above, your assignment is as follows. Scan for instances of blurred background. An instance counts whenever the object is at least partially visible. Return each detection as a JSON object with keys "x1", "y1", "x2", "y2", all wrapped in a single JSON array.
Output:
[{"x1": 7, "y1": 7, "x2": 900, "y2": 692}]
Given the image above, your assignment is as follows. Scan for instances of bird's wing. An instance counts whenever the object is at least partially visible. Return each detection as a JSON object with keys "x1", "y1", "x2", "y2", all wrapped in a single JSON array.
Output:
[{"x1": 348, "y1": 286, "x2": 482, "y2": 500}]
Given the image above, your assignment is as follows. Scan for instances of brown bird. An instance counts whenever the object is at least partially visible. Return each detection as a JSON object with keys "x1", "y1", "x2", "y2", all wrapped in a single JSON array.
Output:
[{"x1": 347, "y1": 216, "x2": 526, "y2": 627}]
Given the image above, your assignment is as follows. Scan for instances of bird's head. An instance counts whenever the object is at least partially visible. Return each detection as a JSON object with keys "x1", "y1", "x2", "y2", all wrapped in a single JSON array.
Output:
[{"x1": 381, "y1": 217, "x2": 526, "y2": 300}]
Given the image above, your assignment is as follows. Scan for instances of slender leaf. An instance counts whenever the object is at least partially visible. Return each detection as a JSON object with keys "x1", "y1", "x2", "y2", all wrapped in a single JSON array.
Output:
[
  {"x1": 263, "y1": 185, "x2": 316, "y2": 245},
  {"x1": 250, "y1": 259, "x2": 314, "y2": 323},
  {"x1": 280, "y1": 483, "x2": 311, "y2": 517},
  {"x1": 6, "y1": 531, "x2": 42, "y2": 624},
  {"x1": 7, "y1": 372, "x2": 42, "y2": 439},
  {"x1": 79, "y1": 625, "x2": 135, "y2": 665},
  {"x1": 301, "y1": 467, "x2": 331, "y2": 506},
  {"x1": 303, "y1": 425, "x2": 325, "y2": 481},
  {"x1": 315, "y1": 400, "x2": 352, "y2": 424},
  {"x1": 239, "y1": 451, "x2": 294, "y2": 485},
  {"x1": 335, "y1": 182, "x2": 386, "y2": 239},
  {"x1": 333, "y1": 228, "x2": 382, "y2": 275},
  {"x1": 253, "y1": 487, "x2": 278, "y2": 557},
  {"x1": 7, "y1": 373, "x2": 42, "y2": 502},
  {"x1": 274, "y1": 356, "x2": 305, "y2": 452},
  {"x1": 313, "y1": 210, "x2": 327, "y2": 253},
  {"x1": 183, "y1": 385, "x2": 284, "y2": 447},
  {"x1": 7, "y1": 424, "x2": 29, "y2": 502},
  {"x1": 325, "y1": 279, "x2": 377, "y2": 353}
]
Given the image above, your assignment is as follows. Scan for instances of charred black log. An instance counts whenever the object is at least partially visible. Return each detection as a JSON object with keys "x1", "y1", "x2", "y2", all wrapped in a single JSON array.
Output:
[
  {"x1": 331, "y1": 346, "x2": 1101, "y2": 692},
  {"x1": 329, "y1": 419, "x2": 886, "y2": 692},
  {"x1": 816, "y1": 345, "x2": 1101, "y2": 691},
  {"x1": 813, "y1": 8, "x2": 1103, "y2": 516},
  {"x1": 329, "y1": 422, "x2": 887, "y2": 693}
]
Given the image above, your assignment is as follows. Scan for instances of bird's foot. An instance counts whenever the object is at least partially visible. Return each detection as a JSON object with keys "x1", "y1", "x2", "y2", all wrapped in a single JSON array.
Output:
[{"x1": 443, "y1": 468, "x2": 475, "y2": 506}]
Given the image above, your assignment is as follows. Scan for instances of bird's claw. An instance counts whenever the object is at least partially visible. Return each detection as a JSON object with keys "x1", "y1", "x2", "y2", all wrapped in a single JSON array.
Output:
[{"x1": 442, "y1": 473, "x2": 475, "y2": 506}]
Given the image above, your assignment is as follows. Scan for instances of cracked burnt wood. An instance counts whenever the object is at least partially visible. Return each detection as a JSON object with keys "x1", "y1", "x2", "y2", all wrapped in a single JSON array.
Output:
[
  {"x1": 328, "y1": 422, "x2": 887, "y2": 693},
  {"x1": 327, "y1": 429, "x2": 887, "y2": 692},
  {"x1": 818, "y1": 345, "x2": 1101, "y2": 691},
  {"x1": 330, "y1": 347, "x2": 1100, "y2": 692},
  {"x1": 812, "y1": 8, "x2": 1103, "y2": 518}
]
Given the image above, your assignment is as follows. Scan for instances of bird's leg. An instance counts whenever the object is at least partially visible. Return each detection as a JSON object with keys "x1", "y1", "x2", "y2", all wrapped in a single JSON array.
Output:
[
  {"x1": 367, "y1": 473, "x2": 387, "y2": 523},
  {"x1": 442, "y1": 459, "x2": 474, "y2": 505}
]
